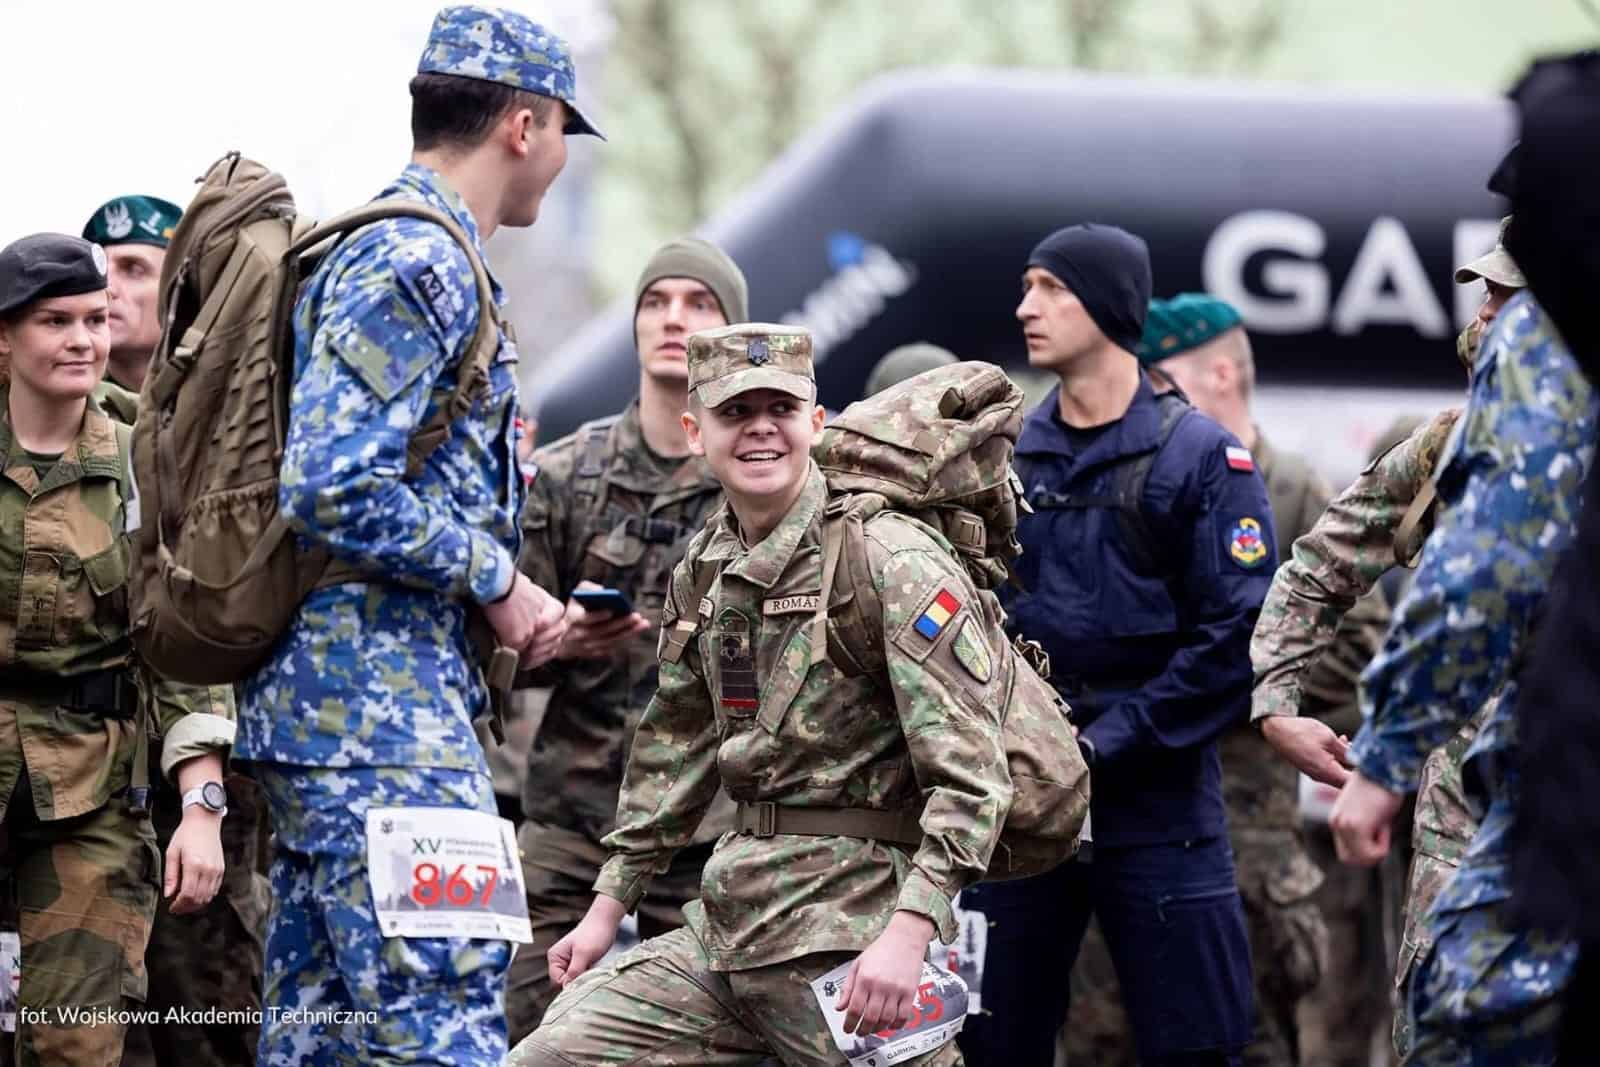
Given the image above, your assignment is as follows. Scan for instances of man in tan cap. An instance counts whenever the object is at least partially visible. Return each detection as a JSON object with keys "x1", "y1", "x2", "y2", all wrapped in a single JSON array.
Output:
[
  {"x1": 505, "y1": 237, "x2": 747, "y2": 1039},
  {"x1": 509, "y1": 324, "x2": 1013, "y2": 1066},
  {"x1": 1453, "y1": 216, "x2": 1526, "y2": 371}
]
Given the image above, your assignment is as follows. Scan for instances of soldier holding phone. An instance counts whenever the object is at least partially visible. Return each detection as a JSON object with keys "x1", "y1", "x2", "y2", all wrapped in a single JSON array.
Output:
[{"x1": 505, "y1": 238, "x2": 749, "y2": 1039}]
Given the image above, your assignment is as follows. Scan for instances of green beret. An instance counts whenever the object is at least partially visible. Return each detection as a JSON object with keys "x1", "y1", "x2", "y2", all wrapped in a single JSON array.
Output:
[
  {"x1": 0, "y1": 233, "x2": 108, "y2": 318},
  {"x1": 82, "y1": 195, "x2": 184, "y2": 248},
  {"x1": 1136, "y1": 293, "x2": 1243, "y2": 365}
]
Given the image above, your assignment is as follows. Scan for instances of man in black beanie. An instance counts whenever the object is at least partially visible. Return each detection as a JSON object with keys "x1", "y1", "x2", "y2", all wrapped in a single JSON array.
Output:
[{"x1": 959, "y1": 224, "x2": 1268, "y2": 1066}]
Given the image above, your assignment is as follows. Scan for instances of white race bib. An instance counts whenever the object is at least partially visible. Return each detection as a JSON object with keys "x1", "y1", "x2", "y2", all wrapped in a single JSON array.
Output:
[
  {"x1": 927, "y1": 893, "x2": 987, "y2": 1015},
  {"x1": 810, "y1": 959, "x2": 966, "y2": 1066},
  {"x1": 0, "y1": 930, "x2": 19, "y2": 1033},
  {"x1": 365, "y1": 807, "x2": 531, "y2": 942}
]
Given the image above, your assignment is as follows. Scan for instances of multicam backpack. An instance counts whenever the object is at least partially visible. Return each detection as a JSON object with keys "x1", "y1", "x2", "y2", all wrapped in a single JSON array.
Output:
[
  {"x1": 810, "y1": 361, "x2": 1090, "y2": 881},
  {"x1": 661, "y1": 363, "x2": 1089, "y2": 881},
  {"x1": 128, "y1": 153, "x2": 503, "y2": 687}
]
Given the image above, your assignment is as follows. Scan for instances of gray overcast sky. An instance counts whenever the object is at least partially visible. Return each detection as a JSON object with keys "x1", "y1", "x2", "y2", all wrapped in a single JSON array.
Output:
[{"x1": 0, "y1": 0, "x2": 608, "y2": 242}]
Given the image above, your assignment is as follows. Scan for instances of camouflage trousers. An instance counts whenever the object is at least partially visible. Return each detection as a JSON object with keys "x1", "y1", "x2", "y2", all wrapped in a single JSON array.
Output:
[
  {"x1": 505, "y1": 822, "x2": 713, "y2": 1043},
  {"x1": 253, "y1": 764, "x2": 512, "y2": 1067},
  {"x1": 1392, "y1": 702, "x2": 1493, "y2": 1060},
  {"x1": 1401, "y1": 799, "x2": 1574, "y2": 1066},
  {"x1": 119, "y1": 772, "x2": 269, "y2": 1067},
  {"x1": 1060, "y1": 831, "x2": 1326, "y2": 1067},
  {"x1": 509, "y1": 925, "x2": 962, "y2": 1066},
  {"x1": 1298, "y1": 817, "x2": 1408, "y2": 1067},
  {"x1": 0, "y1": 770, "x2": 159, "y2": 1067}
]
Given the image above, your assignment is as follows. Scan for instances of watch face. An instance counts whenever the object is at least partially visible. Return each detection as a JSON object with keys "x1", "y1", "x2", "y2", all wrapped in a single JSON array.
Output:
[{"x1": 201, "y1": 782, "x2": 228, "y2": 810}]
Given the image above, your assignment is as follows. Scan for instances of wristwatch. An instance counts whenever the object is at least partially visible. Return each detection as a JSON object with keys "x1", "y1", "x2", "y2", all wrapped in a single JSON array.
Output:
[{"x1": 181, "y1": 781, "x2": 228, "y2": 817}]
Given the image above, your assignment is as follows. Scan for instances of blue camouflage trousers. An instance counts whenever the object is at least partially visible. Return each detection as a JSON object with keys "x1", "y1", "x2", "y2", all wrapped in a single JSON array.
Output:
[
  {"x1": 1404, "y1": 799, "x2": 1576, "y2": 1066},
  {"x1": 254, "y1": 763, "x2": 512, "y2": 1066}
]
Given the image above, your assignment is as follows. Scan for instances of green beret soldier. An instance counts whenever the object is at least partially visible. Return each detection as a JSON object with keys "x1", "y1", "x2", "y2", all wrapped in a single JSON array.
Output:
[
  {"x1": 505, "y1": 237, "x2": 747, "y2": 1040},
  {"x1": 81, "y1": 193, "x2": 272, "y2": 1067},
  {"x1": 0, "y1": 234, "x2": 235, "y2": 1065},
  {"x1": 511, "y1": 324, "x2": 1014, "y2": 1066},
  {"x1": 82, "y1": 195, "x2": 183, "y2": 419}
]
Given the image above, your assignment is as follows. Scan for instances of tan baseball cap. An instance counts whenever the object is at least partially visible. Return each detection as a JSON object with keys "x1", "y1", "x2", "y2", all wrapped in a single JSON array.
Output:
[
  {"x1": 687, "y1": 323, "x2": 815, "y2": 409},
  {"x1": 1454, "y1": 216, "x2": 1526, "y2": 288}
]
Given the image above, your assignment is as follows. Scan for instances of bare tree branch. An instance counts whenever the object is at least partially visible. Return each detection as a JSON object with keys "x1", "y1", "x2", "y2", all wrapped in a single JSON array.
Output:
[{"x1": 1058, "y1": 0, "x2": 1131, "y2": 69}]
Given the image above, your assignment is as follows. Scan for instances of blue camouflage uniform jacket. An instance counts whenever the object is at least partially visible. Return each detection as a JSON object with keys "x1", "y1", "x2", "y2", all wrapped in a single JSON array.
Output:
[
  {"x1": 1352, "y1": 292, "x2": 1596, "y2": 907},
  {"x1": 1006, "y1": 375, "x2": 1277, "y2": 846},
  {"x1": 238, "y1": 164, "x2": 524, "y2": 773}
]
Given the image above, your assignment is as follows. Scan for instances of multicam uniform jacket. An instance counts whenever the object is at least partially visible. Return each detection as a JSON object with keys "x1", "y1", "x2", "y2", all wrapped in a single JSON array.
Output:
[
  {"x1": 517, "y1": 404, "x2": 733, "y2": 844},
  {"x1": 237, "y1": 163, "x2": 523, "y2": 773},
  {"x1": 1251, "y1": 407, "x2": 1461, "y2": 726},
  {"x1": 0, "y1": 390, "x2": 234, "y2": 823},
  {"x1": 594, "y1": 464, "x2": 1013, "y2": 970}
]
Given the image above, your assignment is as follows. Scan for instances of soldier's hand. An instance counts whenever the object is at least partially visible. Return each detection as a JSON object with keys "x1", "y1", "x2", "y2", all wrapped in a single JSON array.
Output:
[
  {"x1": 521, "y1": 582, "x2": 569, "y2": 669},
  {"x1": 486, "y1": 573, "x2": 567, "y2": 669},
  {"x1": 548, "y1": 894, "x2": 626, "y2": 988},
  {"x1": 1259, "y1": 715, "x2": 1352, "y2": 788},
  {"x1": 558, "y1": 582, "x2": 650, "y2": 660},
  {"x1": 837, "y1": 910, "x2": 935, "y2": 1036},
  {"x1": 165, "y1": 810, "x2": 225, "y2": 915},
  {"x1": 1328, "y1": 770, "x2": 1404, "y2": 867}
]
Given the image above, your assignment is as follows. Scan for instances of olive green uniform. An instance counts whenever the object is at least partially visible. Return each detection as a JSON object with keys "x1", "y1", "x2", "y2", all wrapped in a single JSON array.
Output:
[
  {"x1": 506, "y1": 403, "x2": 734, "y2": 1040},
  {"x1": 0, "y1": 391, "x2": 235, "y2": 1067}
]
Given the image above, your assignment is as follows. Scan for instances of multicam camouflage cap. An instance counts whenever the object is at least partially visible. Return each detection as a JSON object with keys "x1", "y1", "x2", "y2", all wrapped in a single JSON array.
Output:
[
  {"x1": 687, "y1": 323, "x2": 815, "y2": 409},
  {"x1": 1453, "y1": 216, "x2": 1525, "y2": 288},
  {"x1": 417, "y1": 5, "x2": 604, "y2": 139}
]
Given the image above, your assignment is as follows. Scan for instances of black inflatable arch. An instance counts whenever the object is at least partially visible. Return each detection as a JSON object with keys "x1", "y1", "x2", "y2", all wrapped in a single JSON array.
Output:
[{"x1": 530, "y1": 70, "x2": 1511, "y2": 441}]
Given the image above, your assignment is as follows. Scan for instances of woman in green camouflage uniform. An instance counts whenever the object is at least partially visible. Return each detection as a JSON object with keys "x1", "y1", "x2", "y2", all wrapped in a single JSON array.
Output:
[{"x1": 0, "y1": 234, "x2": 235, "y2": 1067}]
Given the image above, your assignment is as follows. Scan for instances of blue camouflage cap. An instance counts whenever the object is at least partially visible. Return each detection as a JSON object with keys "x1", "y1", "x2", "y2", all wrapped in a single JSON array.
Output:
[{"x1": 417, "y1": 5, "x2": 604, "y2": 139}]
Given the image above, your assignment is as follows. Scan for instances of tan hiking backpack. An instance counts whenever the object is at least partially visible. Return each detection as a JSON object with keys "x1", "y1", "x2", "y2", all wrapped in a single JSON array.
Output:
[
  {"x1": 811, "y1": 361, "x2": 1090, "y2": 881},
  {"x1": 662, "y1": 363, "x2": 1089, "y2": 881},
  {"x1": 129, "y1": 153, "x2": 503, "y2": 686}
]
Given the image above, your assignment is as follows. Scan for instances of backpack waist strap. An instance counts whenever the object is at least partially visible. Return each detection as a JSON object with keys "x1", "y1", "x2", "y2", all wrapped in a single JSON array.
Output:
[
  {"x1": 0, "y1": 667, "x2": 139, "y2": 717},
  {"x1": 735, "y1": 800, "x2": 922, "y2": 847}
]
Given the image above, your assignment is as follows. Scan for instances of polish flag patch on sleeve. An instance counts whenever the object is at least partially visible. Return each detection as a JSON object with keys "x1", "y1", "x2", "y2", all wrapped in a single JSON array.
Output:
[{"x1": 1225, "y1": 446, "x2": 1255, "y2": 473}]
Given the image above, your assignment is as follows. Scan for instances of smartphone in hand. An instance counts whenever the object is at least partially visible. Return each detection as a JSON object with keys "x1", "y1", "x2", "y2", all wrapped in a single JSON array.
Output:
[{"x1": 571, "y1": 588, "x2": 635, "y2": 617}]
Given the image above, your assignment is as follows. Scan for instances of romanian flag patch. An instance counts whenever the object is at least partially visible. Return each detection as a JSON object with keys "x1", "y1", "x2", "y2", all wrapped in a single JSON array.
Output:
[
  {"x1": 915, "y1": 589, "x2": 962, "y2": 640},
  {"x1": 1225, "y1": 446, "x2": 1255, "y2": 473}
]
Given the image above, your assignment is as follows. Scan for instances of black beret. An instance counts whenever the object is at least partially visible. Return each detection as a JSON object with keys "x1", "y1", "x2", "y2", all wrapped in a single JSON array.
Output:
[{"x1": 0, "y1": 233, "x2": 108, "y2": 319}]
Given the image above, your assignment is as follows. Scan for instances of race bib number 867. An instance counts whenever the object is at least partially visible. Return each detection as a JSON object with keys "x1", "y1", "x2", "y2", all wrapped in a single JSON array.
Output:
[{"x1": 365, "y1": 807, "x2": 532, "y2": 942}]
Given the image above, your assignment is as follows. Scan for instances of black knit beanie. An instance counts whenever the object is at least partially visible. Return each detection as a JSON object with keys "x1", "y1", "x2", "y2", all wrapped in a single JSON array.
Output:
[{"x1": 1026, "y1": 223, "x2": 1152, "y2": 353}]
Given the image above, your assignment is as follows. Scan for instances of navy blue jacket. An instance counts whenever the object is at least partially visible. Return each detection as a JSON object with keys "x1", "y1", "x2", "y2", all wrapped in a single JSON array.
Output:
[{"x1": 1005, "y1": 376, "x2": 1276, "y2": 846}]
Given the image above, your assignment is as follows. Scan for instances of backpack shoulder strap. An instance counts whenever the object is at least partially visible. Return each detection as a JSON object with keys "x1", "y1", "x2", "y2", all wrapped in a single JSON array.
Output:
[
  {"x1": 1393, "y1": 478, "x2": 1438, "y2": 568},
  {"x1": 813, "y1": 495, "x2": 893, "y2": 678},
  {"x1": 570, "y1": 415, "x2": 623, "y2": 510},
  {"x1": 658, "y1": 538, "x2": 723, "y2": 665},
  {"x1": 287, "y1": 199, "x2": 501, "y2": 479},
  {"x1": 1109, "y1": 390, "x2": 1191, "y2": 578}
]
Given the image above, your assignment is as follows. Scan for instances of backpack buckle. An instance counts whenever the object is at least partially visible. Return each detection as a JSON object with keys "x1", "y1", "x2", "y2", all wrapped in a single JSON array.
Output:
[
  {"x1": 751, "y1": 801, "x2": 777, "y2": 837},
  {"x1": 949, "y1": 512, "x2": 986, "y2": 556}
]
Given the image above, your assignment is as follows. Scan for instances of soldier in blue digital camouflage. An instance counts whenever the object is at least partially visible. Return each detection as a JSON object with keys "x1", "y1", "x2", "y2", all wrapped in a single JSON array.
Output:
[
  {"x1": 1328, "y1": 290, "x2": 1592, "y2": 1063},
  {"x1": 234, "y1": 6, "x2": 597, "y2": 1064}
]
